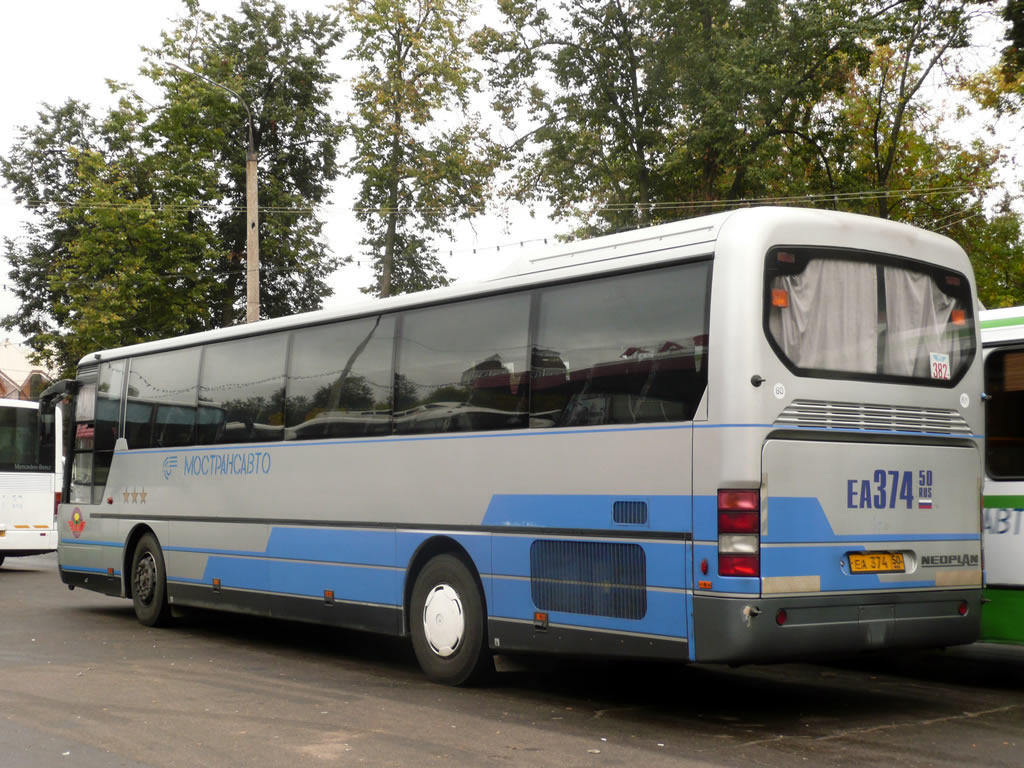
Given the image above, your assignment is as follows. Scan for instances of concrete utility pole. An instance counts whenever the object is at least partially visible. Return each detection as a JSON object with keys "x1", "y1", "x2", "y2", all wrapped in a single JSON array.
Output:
[{"x1": 167, "y1": 62, "x2": 260, "y2": 323}]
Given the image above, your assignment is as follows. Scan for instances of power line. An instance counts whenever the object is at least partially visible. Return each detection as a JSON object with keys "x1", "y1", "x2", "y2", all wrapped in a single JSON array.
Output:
[{"x1": 11, "y1": 183, "x2": 1003, "y2": 218}]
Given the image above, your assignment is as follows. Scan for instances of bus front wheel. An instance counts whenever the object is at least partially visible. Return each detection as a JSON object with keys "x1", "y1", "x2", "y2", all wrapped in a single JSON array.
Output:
[
  {"x1": 130, "y1": 532, "x2": 172, "y2": 627},
  {"x1": 410, "y1": 554, "x2": 493, "y2": 686}
]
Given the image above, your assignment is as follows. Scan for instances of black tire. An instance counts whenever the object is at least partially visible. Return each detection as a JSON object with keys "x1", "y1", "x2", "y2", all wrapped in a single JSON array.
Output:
[
  {"x1": 410, "y1": 554, "x2": 493, "y2": 686},
  {"x1": 130, "y1": 532, "x2": 172, "y2": 627}
]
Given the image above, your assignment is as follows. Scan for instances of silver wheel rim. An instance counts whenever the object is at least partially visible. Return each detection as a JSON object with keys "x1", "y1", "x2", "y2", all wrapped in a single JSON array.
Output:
[
  {"x1": 421, "y1": 582, "x2": 465, "y2": 658},
  {"x1": 134, "y1": 552, "x2": 157, "y2": 606}
]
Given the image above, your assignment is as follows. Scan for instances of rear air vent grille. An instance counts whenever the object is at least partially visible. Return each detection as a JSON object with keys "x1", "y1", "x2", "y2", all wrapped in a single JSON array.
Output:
[{"x1": 774, "y1": 399, "x2": 972, "y2": 435}]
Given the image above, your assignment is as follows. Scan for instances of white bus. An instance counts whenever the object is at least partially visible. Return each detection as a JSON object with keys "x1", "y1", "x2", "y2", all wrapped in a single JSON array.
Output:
[
  {"x1": 45, "y1": 207, "x2": 984, "y2": 684},
  {"x1": 0, "y1": 399, "x2": 62, "y2": 567},
  {"x1": 979, "y1": 306, "x2": 1024, "y2": 644}
]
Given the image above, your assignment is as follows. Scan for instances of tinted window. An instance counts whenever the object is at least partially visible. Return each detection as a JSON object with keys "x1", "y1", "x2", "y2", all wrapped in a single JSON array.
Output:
[
  {"x1": 395, "y1": 294, "x2": 530, "y2": 434},
  {"x1": 985, "y1": 348, "x2": 1024, "y2": 479},
  {"x1": 531, "y1": 263, "x2": 710, "y2": 427},
  {"x1": 286, "y1": 316, "x2": 396, "y2": 439},
  {"x1": 126, "y1": 348, "x2": 202, "y2": 449},
  {"x1": 0, "y1": 406, "x2": 50, "y2": 472},
  {"x1": 199, "y1": 334, "x2": 288, "y2": 444},
  {"x1": 95, "y1": 360, "x2": 125, "y2": 453}
]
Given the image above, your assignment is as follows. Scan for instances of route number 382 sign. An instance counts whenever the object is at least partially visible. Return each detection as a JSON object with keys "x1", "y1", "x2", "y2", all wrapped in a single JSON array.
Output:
[{"x1": 930, "y1": 352, "x2": 950, "y2": 380}]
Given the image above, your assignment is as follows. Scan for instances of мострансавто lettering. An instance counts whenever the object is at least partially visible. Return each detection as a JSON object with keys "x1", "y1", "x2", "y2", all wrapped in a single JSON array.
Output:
[{"x1": 182, "y1": 452, "x2": 271, "y2": 477}]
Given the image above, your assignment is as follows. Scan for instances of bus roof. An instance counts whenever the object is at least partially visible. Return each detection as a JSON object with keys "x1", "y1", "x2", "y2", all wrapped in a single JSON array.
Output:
[{"x1": 76, "y1": 206, "x2": 966, "y2": 368}]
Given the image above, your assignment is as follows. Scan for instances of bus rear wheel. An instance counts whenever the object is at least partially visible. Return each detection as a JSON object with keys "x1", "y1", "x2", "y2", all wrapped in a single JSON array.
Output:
[
  {"x1": 410, "y1": 554, "x2": 493, "y2": 686},
  {"x1": 130, "y1": 532, "x2": 172, "y2": 627}
]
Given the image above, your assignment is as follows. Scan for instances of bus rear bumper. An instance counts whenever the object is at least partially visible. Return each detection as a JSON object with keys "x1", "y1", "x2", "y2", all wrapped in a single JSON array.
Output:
[{"x1": 692, "y1": 590, "x2": 982, "y2": 663}]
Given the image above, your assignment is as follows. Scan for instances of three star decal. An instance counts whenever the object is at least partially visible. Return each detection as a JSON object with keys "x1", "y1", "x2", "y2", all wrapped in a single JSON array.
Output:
[{"x1": 121, "y1": 488, "x2": 148, "y2": 504}]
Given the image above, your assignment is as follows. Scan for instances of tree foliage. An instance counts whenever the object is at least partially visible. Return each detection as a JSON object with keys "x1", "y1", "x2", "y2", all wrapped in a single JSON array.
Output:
[
  {"x1": 474, "y1": 0, "x2": 872, "y2": 234},
  {"x1": 341, "y1": 0, "x2": 500, "y2": 297},
  {"x1": 1, "y1": 0, "x2": 345, "y2": 376}
]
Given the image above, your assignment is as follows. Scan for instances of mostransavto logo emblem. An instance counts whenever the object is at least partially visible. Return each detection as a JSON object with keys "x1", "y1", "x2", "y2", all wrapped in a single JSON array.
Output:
[{"x1": 163, "y1": 456, "x2": 179, "y2": 480}]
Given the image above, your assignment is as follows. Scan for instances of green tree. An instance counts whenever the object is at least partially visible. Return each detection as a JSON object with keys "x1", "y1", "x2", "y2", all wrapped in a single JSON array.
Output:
[
  {"x1": 1, "y1": 0, "x2": 345, "y2": 374},
  {"x1": 474, "y1": 0, "x2": 870, "y2": 235},
  {"x1": 142, "y1": 0, "x2": 346, "y2": 322},
  {"x1": 0, "y1": 100, "x2": 98, "y2": 367},
  {"x1": 341, "y1": 0, "x2": 500, "y2": 297}
]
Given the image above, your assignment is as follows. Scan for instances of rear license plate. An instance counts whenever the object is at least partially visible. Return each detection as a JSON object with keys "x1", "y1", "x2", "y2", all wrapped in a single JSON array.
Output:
[{"x1": 849, "y1": 551, "x2": 905, "y2": 573}]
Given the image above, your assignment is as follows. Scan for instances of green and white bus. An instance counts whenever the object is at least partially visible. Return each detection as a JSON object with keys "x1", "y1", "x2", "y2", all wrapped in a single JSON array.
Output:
[
  {"x1": 980, "y1": 306, "x2": 1024, "y2": 644},
  {"x1": 44, "y1": 207, "x2": 984, "y2": 684}
]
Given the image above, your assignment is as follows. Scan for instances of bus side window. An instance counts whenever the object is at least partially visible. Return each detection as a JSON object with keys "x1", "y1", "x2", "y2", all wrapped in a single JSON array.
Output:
[
  {"x1": 531, "y1": 262, "x2": 711, "y2": 428},
  {"x1": 394, "y1": 293, "x2": 530, "y2": 435},
  {"x1": 126, "y1": 348, "x2": 202, "y2": 449}
]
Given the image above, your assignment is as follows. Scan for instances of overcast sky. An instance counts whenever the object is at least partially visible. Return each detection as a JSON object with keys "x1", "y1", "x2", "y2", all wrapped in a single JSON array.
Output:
[
  {"x1": 0, "y1": 0, "x2": 554, "y2": 343},
  {"x1": 0, "y1": 2, "x2": 1015, "y2": 346}
]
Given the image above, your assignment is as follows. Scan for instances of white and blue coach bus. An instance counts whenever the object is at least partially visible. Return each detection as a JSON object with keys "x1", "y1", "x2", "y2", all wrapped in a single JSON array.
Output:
[{"x1": 43, "y1": 207, "x2": 983, "y2": 684}]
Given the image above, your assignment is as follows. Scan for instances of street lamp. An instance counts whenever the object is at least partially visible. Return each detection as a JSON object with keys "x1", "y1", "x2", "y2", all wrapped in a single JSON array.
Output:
[{"x1": 167, "y1": 62, "x2": 260, "y2": 324}]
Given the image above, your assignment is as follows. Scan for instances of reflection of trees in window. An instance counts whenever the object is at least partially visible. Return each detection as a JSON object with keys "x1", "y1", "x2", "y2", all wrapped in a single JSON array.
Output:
[
  {"x1": 199, "y1": 333, "x2": 288, "y2": 444},
  {"x1": 285, "y1": 315, "x2": 395, "y2": 440},
  {"x1": 393, "y1": 373, "x2": 419, "y2": 413},
  {"x1": 531, "y1": 263, "x2": 711, "y2": 427},
  {"x1": 394, "y1": 293, "x2": 530, "y2": 434}
]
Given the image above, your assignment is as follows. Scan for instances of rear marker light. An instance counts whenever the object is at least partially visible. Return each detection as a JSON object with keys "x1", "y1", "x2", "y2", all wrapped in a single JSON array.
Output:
[
  {"x1": 776, "y1": 609, "x2": 788, "y2": 626},
  {"x1": 718, "y1": 554, "x2": 759, "y2": 578},
  {"x1": 718, "y1": 489, "x2": 761, "y2": 578},
  {"x1": 771, "y1": 289, "x2": 789, "y2": 308},
  {"x1": 718, "y1": 511, "x2": 759, "y2": 534},
  {"x1": 952, "y1": 309, "x2": 966, "y2": 326},
  {"x1": 718, "y1": 490, "x2": 760, "y2": 512},
  {"x1": 959, "y1": 601, "x2": 968, "y2": 616},
  {"x1": 777, "y1": 251, "x2": 796, "y2": 264}
]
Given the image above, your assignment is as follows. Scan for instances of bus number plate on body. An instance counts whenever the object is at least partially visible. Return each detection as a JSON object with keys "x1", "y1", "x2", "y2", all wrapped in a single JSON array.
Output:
[{"x1": 849, "y1": 552, "x2": 905, "y2": 573}]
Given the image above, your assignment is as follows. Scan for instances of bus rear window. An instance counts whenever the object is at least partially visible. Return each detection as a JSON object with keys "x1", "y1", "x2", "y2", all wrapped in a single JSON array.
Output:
[{"x1": 765, "y1": 248, "x2": 975, "y2": 385}]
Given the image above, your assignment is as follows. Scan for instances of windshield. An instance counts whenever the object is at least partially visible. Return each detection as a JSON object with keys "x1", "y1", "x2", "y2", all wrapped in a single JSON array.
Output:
[
  {"x1": 0, "y1": 405, "x2": 54, "y2": 472},
  {"x1": 765, "y1": 247, "x2": 975, "y2": 385}
]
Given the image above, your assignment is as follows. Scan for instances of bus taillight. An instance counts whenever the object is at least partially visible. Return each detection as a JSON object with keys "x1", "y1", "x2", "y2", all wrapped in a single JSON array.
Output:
[
  {"x1": 54, "y1": 491, "x2": 61, "y2": 520},
  {"x1": 718, "y1": 489, "x2": 760, "y2": 578}
]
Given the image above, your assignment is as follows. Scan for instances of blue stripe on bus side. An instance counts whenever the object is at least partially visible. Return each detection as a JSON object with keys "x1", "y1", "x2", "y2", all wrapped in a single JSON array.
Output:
[
  {"x1": 763, "y1": 497, "x2": 979, "y2": 543},
  {"x1": 698, "y1": 494, "x2": 979, "y2": 544}
]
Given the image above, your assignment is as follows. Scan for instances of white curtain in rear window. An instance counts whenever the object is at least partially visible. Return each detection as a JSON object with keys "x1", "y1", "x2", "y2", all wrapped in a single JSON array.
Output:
[
  {"x1": 882, "y1": 267, "x2": 957, "y2": 377},
  {"x1": 769, "y1": 260, "x2": 877, "y2": 373}
]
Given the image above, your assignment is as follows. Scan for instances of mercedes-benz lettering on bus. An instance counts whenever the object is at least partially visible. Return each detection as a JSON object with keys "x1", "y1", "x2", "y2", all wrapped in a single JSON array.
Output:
[
  {"x1": 979, "y1": 306, "x2": 1024, "y2": 645},
  {"x1": 46, "y1": 207, "x2": 983, "y2": 684},
  {"x1": 0, "y1": 399, "x2": 62, "y2": 566}
]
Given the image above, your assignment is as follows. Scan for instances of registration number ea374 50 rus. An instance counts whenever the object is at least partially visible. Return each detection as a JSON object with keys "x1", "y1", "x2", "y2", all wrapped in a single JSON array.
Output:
[{"x1": 848, "y1": 551, "x2": 905, "y2": 574}]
